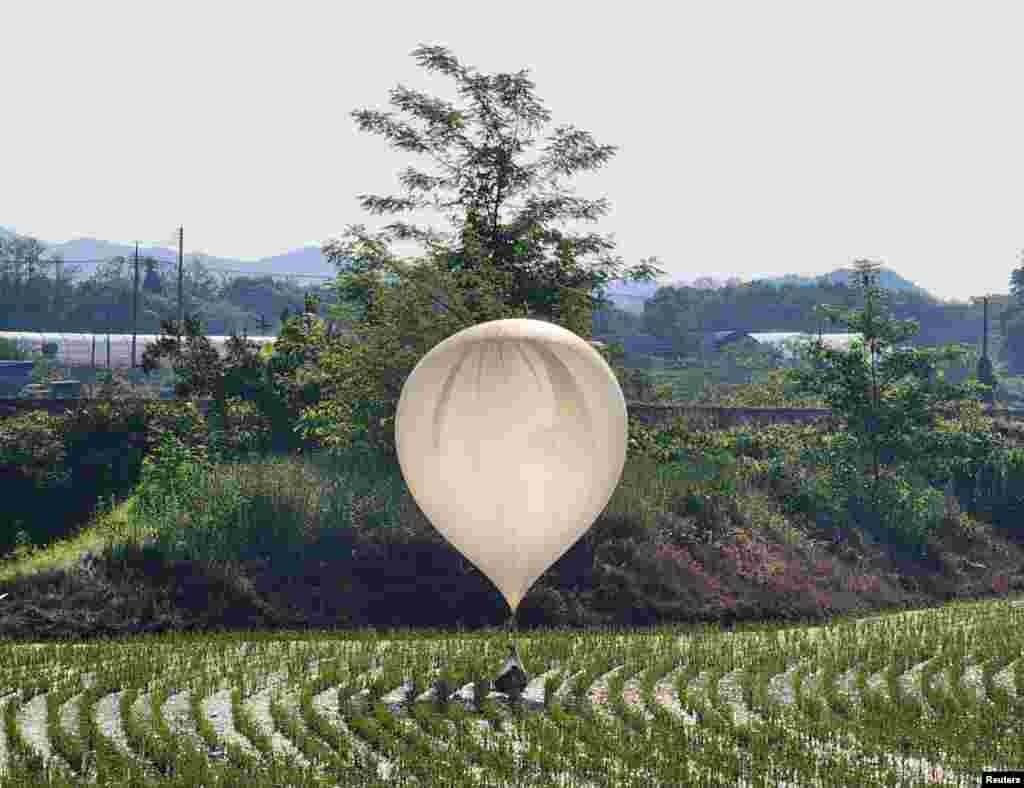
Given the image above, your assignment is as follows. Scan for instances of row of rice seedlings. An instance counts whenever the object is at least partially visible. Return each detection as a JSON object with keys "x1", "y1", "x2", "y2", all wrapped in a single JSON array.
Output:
[
  {"x1": 638, "y1": 645, "x2": 790, "y2": 786},
  {"x1": 739, "y1": 635, "x2": 787, "y2": 723},
  {"x1": 958, "y1": 620, "x2": 1024, "y2": 768},
  {"x1": 442, "y1": 641, "x2": 574, "y2": 785},
  {"x1": 291, "y1": 654, "x2": 405, "y2": 787},
  {"x1": 183, "y1": 668, "x2": 279, "y2": 783},
  {"x1": 857, "y1": 608, "x2": 1017, "y2": 769},
  {"x1": 796, "y1": 615, "x2": 958, "y2": 782},
  {"x1": 109, "y1": 645, "x2": 277, "y2": 787},
  {"x1": 886, "y1": 611, "x2": 996, "y2": 772},
  {"x1": 818, "y1": 644, "x2": 856, "y2": 724},
  {"x1": 471, "y1": 635, "x2": 610, "y2": 785},
  {"x1": 600, "y1": 647, "x2": 665, "y2": 784},
  {"x1": 644, "y1": 646, "x2": 809, "y2": 787},
  {"x1": 338, "y1": 644, "x2": 465, "y2": 784},
  {"x1": 121, "y1": 683, "x2": 223, "y2": 787},
  {"x1": 780, "y1": 604, "x2": 1019, "y2": 785},
  {"x1": 2, "y1": 685, "x2": 72, "y2": 787},
  {"x1": 268, "y1": 676, "x2": 371, "y2": 786},
  {"x1": 43, "y1": 670, "x2": 90, "y2": 779},
  {"x1": 4, "y1": 597, "x2": 1019, "y2": 781},
  {"x1": 62, "y1": 662, "x2": 155, "y2": 786},
  {"x1": 683, "y1": 640, "x2": 806, "y2": 785},
  {"x1": 337, "y1": 654, "x2": 466, "y2": 785},
  {"x1": 675, "y1": 627, "x2": 943, "y2": 786},
  {"x1": 13, "y1": 652, "x2": 156, "y2": 785},
  {"x1": 153, "y1": 678, "x2": 269, "y2": 787},
  {"x1": 348, "y1": 643, "x2": 534, "y2": 787},
  {"x1": 573, "y1": 634, "x2": 707, "y2": 786},
  {"x1": 938, "y1": 632, "x2": 990, "y2": 767},
  {"x1": 798, "y1": 654, "x2": 942, "y2": 781},
  {"x1": 540, "y1": 655, "x2": 638, "y2": 787},
  {"x1": 230, "y1": 680, "x2": 341, "y2": 786}
]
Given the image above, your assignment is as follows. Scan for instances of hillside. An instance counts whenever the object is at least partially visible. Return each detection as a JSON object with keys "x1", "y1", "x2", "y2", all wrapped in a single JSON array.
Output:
[{"x1": 753, "y1": 267, "x2": 935, "y2": 300}]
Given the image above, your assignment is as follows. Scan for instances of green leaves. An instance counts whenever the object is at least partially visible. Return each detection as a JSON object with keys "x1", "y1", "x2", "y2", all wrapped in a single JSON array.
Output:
[{"x1": 780, "y1": 260, "x2": 996, "y2": 547}]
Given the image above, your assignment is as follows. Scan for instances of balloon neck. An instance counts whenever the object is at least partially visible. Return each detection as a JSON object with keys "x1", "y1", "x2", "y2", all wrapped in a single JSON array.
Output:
[{"x1": 505, "y1": 608, "x2": 518, "y2": 647}]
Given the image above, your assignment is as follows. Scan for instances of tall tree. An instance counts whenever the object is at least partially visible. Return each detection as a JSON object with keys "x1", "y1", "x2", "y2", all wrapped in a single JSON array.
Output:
[
  {"x1": 0, "y1": 233, "x2": 49, "y2": 329},
  {"x1": 322, "y1": 44, "x2": 664, "y2": 341},
  {"x1": 1002, "y1": 251, "x2": 1024, "y2": 373},
  {"x1": 783, "y1": 260, "x2": 995, "y2": 547},
  {"x1": 301, "y1": 45, "x2": 666, "y2": 456},
  {"x1": 186, "y1": 254, "x2": 222, "y2": 303},
  {"x1": 142, "y1": 257, "x2": 164, "y2": 295}
]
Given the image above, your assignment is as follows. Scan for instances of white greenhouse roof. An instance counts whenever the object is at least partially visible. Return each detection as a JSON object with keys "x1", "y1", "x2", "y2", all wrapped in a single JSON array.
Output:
[
  {"x1": 743, "y1": 332, "x2": 909, "y2": 361},
  {"x1": 0, "y1": 332, "x2": 278, "y2": 369}
]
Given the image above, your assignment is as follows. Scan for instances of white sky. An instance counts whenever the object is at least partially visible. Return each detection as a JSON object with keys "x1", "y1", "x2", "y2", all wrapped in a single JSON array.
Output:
[{"x1": 4, "y1": 1, "x2": 1023, "y2": 304}]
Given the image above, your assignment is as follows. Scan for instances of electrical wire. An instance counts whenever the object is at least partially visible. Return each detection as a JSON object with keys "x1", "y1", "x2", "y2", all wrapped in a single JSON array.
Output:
[{"x1": 0, "y1": 258, "x2": 338, "y2": 279}]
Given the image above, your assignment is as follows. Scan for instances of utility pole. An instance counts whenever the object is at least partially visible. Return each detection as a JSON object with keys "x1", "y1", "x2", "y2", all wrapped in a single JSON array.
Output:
[
  {"x1": 131, "y1": 242, "x2": 140, "y2": 369},
  {"x1": 53, "y1": 256, "x2": 63, "y2": 320},
  {"x1": 971, "y1": 294, "x2": 999, "y2": 407},
  {"x1": 983, "y1": 296, "x2": 989, "y2": 359},
  {"x1": 177, "y1": 226, "x2": 184, "y2": 353}
]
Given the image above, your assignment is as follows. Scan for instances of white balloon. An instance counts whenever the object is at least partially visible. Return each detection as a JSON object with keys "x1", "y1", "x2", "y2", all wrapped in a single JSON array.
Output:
[{"x1": 395, "y1": 319, "x2": 628, "y2": 615}]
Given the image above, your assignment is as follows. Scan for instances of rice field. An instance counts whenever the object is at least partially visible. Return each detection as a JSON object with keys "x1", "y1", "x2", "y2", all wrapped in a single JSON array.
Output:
[{"x1": 2, "y1": 595, "x2": 1022, "y2": 787}]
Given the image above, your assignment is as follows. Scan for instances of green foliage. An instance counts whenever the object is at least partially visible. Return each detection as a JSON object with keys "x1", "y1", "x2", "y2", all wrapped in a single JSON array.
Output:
[
  {"x1": 0, "y1": 227, "x2": 326, "y2": 337},
  {"x1": 134, "y1": 432, "x2": 214, "y2": 514},
  {"x1": 141, "y1": 312, "x2": 306, "y2": 455},
  {"x1": 0, "y1": 401, "x2": 149, "y2": 555},
  {"x1": 977, "y1": 355, "x2": 997, "y2": 403},
  {"x1": 296, "y1": 253, "x2": 528, "y2": 457},
  {"x1": 298, "y1": 44, "x2": 667, "y2": 458},
  {"x1": 780, "y1": 260, "x2": 998, "y2": 548},
  {"x1": 0, "y1": 337, "x2": 32, "y2": 361},
  {"x1": 140, "y1": 314, "x2": 228, "y2": 399},
  {"x1": 0, "y1": 391, "x2": 287, "y2": 559},
  {"x1": 124, "y1": 434, "x2": 240, "y2": 565},
  {"x1": 641, "y1": 273, "x2": 1003, "y2": 360}
]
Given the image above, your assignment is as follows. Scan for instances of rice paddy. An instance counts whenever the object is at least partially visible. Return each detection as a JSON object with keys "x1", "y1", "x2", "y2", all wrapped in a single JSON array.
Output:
[{"x1": 2, "y1": 595, "x2": 1022, "y2": 787}]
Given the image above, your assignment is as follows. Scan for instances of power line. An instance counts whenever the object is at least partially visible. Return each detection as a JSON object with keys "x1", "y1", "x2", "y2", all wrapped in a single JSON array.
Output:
[{"x1": 0, "y1": 258, "x2": 338, "y2": 279}]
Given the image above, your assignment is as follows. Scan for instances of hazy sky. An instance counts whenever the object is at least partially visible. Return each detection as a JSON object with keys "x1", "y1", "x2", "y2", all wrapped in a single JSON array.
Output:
[{"x1": 5, "y1": 2, "x2": 1023, "y2": 304}]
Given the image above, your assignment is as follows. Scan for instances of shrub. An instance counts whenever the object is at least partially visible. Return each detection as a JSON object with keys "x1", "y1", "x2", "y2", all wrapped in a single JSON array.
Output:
[
  {"x1": 0, "y1": 336, "x2": 32, "y2": 361},
  {"x1": 133, "y1": 432, "x2": 214, "y2": 515},
  {"x1": 967, "y1": 446, "x2": 1024, "y2": 530},
  {"x1": 0, "y1": 398, "x2": 224, "y2": 557}
]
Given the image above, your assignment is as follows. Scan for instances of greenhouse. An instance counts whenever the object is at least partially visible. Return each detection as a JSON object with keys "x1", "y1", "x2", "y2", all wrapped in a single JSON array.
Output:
[{"x1": 0, "y1": 332, "x2": 278, "y2": 369}]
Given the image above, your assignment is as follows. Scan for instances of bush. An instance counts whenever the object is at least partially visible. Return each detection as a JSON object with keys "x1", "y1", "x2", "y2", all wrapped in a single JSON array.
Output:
[
  {"x1": 968, "y1": 446, "x2": 1024, "y2": 531},
  {"x1": 0, "y1": 337, "x2": 32, "y2": 361},
  {"x1": 0, "y1": 398, "x2": 227, "y2": 557}
]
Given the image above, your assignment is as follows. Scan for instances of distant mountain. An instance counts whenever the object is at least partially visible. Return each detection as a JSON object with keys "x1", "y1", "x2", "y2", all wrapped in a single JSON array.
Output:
[
  {"x1": 0, "y1": 226, "x2": 941, "y2": 307},
  {"x1": 37, "y1": 238, "x2": 246, "y2": 282},
  {"x1": 597, "y1": 274, "x2": 757, "y2": 314},
  {"x1": 244, "y1": 245, "x2": 340, "y2": 280},
  {"x1": 753, "y1": 267, "x2": 934, "y2": 299}
]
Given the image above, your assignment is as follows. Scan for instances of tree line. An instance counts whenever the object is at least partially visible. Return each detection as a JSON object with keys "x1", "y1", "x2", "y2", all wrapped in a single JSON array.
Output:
[
  {"x1": 595, "y1": 273, "x2": 1024, "y2": 373},
  {"x1": 0, "y1": 235, "x2": 338, "y2": 338}
]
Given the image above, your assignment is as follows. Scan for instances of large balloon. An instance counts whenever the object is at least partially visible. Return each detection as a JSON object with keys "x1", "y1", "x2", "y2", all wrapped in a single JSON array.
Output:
[{"x1": 395, "y1": 318, "x2": 628, "y2": 615}]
